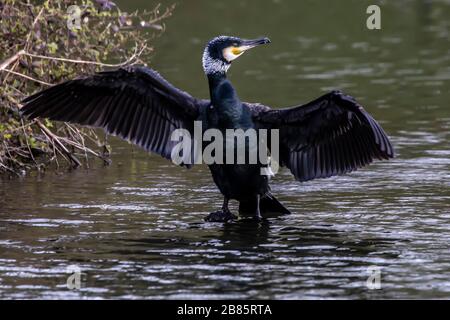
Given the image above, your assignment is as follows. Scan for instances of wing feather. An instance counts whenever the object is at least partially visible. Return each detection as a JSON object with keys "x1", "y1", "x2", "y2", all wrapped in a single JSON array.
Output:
[
  {"x1": 21, "y1": 65, "x2": 204, "y2": 165},
  {"x1": 247, "y1": 90, "x2": 394, "y2": 182}
]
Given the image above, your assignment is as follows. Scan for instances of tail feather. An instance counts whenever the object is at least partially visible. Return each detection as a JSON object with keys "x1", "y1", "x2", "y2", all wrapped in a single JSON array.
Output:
[
  {"x1": 260, "y1": 193, "x2": 291, "y2": 216},
  {"x1": 239, "y1": 193, "x2": 291, "y2": 217}
]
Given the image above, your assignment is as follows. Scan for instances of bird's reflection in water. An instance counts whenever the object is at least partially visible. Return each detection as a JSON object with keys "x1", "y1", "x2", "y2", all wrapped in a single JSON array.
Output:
[
  {"x1": 216, "y1": 218, "x2": 272, "y2": 246},
  {"x1": 121, "y1": 216, "x2": 402, "y2": 264}
]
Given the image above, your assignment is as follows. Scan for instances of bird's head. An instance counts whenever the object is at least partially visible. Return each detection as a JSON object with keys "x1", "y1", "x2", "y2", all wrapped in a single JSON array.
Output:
[{"x1": 202, "y1": 36, "x2": 271, "y2": 76}]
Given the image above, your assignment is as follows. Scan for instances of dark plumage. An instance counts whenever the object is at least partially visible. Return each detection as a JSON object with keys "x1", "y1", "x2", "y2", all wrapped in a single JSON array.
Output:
[
  {"x1": 22, "y1": 67, "x2": 203, "y2": 162},
  {"x1": 21, "y1": 36, "x2": 394, "y2": 222}
]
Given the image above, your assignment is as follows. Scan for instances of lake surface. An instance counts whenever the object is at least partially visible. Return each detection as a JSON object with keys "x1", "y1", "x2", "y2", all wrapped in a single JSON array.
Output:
[{"x1": 1, "y1": 0, "x2": 449, "y2": 299}]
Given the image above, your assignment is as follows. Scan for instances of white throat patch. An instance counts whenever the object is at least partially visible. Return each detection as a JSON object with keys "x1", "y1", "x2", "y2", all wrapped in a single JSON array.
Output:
[
  {"x1": 223, "y1": 47, "x2": 243, "y2": 62},
  {"x1": 202, "y1": 48, "x2": 230, "y2": 75}
]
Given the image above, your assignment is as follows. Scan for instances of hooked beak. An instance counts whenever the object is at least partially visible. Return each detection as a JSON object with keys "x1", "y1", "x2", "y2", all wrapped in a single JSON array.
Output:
[
  {"x1": 224, "y1": 37, "x2": 271, "y2": 62},
  {"x1": 239, "y1": 37, "x2": 271, "y2": 51}
]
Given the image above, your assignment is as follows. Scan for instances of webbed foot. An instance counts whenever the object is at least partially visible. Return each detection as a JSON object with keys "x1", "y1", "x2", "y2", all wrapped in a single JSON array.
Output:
[{"x1": 204, "y1": 210, "x2": 237, "y2": 222}]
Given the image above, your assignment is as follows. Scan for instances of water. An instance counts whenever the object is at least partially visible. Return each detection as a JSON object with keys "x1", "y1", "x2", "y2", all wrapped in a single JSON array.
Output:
[{"x1": 1, "y1": 0, "x2": 450, "y2": 299}]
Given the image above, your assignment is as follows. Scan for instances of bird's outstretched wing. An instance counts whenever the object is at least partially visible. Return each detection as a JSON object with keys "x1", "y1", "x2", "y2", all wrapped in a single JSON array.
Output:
[
  {"x1": 246, "y1": 90, "x2": 394, "y2": 182},
  {"x1": 21, "y1": 66, "x2": 205, "y2": 164}
]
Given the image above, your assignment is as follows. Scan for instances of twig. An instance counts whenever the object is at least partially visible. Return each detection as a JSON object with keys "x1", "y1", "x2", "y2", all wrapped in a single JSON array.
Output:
[
  {"x1": 2, "y1": 68, "x2": 52, "y2": 86},
  {"x1": 1, "y1": 44, "x2": 145, "y2": 83},
  {"x1": 147, "y1": 5, "x2": 174, "y2": 25},
  {"x1": 24, "y1": 7, "x2": 44, "y2": 51},
  {"x1": 3, "y1": 120, "x2": 35, "y2": 133},
  {"x1": 22, "y1": 44, "x2": 147, "y2": 68},
  {"x1": 0, "y1": 50, "x2": 25, "y2": 71},
  {"x1": 64, "y1": 123, "x2": 89, "y2": 167},
  {"x1": 35, "y1": 119, "x2": 82, "y2": 168},
  {"x1": 0, "y1": 162, "x2": 20, "y2": 176},
  {"x1": 21, "y1": 118, "x2": 38, "y2": 166},
  {"x1": 58, "y1": 135, "x2": 111, "y2": 165},
  {"x1": 3, "y1": 141, "x2": 26, "y2": 168}
]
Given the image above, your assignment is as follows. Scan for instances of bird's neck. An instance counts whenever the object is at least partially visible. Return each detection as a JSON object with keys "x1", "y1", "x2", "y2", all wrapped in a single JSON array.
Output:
[
  {"x1": 207, "y1": 72, "x2": 227, "y2": 101},
  {"x1": 206, "y1": 72, "x2": 246, "y2": 129}
]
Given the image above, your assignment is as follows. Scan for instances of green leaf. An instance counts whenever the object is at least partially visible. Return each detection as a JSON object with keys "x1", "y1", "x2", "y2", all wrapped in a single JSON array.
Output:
[
  {"x1": 44, "y1": 119, "x2": 53, "y2": 128},
  {"x1": 47, "y1": 42, "x2": 58, "y2": 54}
]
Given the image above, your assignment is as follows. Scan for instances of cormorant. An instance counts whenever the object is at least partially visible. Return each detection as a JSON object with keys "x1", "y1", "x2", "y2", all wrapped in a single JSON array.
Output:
[{"x1": 21, "y1": 36, "x2": 394, "y2": 222}]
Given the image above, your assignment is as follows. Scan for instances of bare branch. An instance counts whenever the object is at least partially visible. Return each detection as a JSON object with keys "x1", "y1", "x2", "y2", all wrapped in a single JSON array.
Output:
[
  {"x1": 0, "y1": 50, "x2": 25, "y2": 71},
  {"x1": 2, "y1": 68, "x2": 52, "y2": 86},
  {"x1": 22, "y1": 44, "x2": 148, "y2": 68},
  {"x1": 35, "y1": 120, "x2": 82, "y2": 168}
]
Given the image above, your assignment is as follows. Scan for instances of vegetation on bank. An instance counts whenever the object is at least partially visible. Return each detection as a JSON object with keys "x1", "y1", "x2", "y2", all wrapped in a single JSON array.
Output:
[{"x1": 0, "y1": 0, "x2": 173, "y2": 176}]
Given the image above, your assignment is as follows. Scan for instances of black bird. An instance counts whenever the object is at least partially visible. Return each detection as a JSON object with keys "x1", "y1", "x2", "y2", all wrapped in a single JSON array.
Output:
[{"x1": 21, "y1": 36, "x2": 394, "y2": 222}]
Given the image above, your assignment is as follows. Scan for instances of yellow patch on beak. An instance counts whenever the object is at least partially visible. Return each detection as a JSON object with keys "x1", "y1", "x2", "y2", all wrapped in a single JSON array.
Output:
[
  {"x1": 223, "y1": 46, "x2": 246, "y2": 62},
  {"x1": 231, "y1": 47, "x2": 243, "y2": 55}
]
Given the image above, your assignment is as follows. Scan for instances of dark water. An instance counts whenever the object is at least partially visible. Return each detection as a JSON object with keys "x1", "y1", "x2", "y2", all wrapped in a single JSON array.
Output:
[{"x1": 1, "y1": 0, "x2": 450, "y2": 299}]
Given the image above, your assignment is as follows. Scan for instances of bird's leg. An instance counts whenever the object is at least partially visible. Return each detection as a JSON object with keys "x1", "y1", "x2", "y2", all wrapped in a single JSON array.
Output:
[
  {"x1": 254, "y1": 194, "x2": 262, "y2": 221},
  {"x1": 222, "y1": 197, "x2": 231, "y2": 214},
  {"x1": 204, "y1": 197, "x2": 237, "y2": 222}
]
